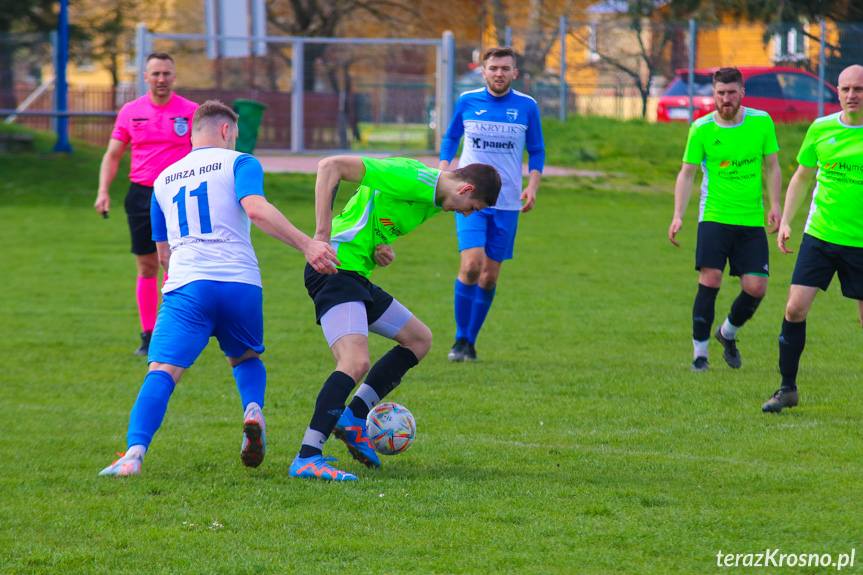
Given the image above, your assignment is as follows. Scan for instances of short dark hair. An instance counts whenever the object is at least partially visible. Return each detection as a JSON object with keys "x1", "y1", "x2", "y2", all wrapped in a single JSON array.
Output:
[
  {"x1": 192, "y1": 100, "x2": 238, "y2": 132},
  {"x1": 146, "y1": 52, "x2": 175, "y2": 66},
  {"x1": 483, "y1": 46, "x2": 516, "y2": 67},
  {"x1": 452, "y1": 163, "x2": 501, "y2": 207},
  {"x1": 713, "y1": 67, "x2": 743, "y2": 86}
]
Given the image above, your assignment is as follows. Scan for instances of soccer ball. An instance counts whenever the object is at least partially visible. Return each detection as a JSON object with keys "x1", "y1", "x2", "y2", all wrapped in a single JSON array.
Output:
[{"x1": 366, "y1": 402, "x2": 416, "y2": 455}]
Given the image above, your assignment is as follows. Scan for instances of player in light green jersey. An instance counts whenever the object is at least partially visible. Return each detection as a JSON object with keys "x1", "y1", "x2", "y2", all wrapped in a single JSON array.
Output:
[
  {"x1": 288, "y1": 156, "x2": 501, "y2": 480},
  {"x1": 763, "y1": 64, "x2": 863, "y2": 413},
  {"x1": 669, "y1": 67, "x2": 782, "y2": 372}
]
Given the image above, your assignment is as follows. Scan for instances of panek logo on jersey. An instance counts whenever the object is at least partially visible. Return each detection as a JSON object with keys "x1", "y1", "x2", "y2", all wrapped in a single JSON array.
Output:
[
  {"x1": 471, "y1": 137, "x2": 515, "y2": 151},
  {"x1": 719, "y1": 157, "x2": 758, "y2": 168}
]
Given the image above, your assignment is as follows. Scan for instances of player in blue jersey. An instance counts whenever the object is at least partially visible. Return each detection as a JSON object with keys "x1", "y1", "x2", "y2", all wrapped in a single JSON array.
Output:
[
  {"x1": 439, "y1": 46, "x2": 546, "y2": 362},
  {"x1": 99, "y1": 100, "x2": 338, "y2": 476}
]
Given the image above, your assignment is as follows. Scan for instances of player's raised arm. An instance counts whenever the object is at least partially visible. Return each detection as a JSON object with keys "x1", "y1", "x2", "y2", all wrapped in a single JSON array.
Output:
[
  {"x1": 669, "y1": 162, "x2": 699, "y2": 246},
  {"x1": 313, "y1": 156, "x2": 367, "y2": 241},
  {"x1": 241, "y1": 194, "x2": 340, "y2": 274}
]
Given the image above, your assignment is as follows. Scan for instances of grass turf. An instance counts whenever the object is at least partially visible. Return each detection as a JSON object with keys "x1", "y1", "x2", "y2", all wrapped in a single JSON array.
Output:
[{"x1": 1, "y1": 120, "x2": 861, "y2": 574}]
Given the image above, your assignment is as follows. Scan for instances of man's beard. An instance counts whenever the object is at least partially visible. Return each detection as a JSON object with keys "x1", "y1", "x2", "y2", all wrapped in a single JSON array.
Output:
[
  {"x1": 488, "y1": 79, "x2": 512, "y2": 95},
  {"x1": 717, "y1": 101, "x2": 740, "y2": 121}
]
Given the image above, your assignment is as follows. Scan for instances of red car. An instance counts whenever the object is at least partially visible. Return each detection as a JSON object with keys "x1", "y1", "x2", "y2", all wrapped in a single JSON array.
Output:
[{"x1": 656, "y1": 66, "x2": 841, "y2": 123}]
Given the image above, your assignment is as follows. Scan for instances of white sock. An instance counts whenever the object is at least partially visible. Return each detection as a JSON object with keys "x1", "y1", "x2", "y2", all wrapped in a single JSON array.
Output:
[
  {"x1": 301, "y1": 428, "x2": 326, "y2": 453},
  {"x1": 125, "y1": 444, "x2": 147, "y2": 460},
  {"x1": 721, "y1": 318, "x2": 740, "y2": 340},
  {"x1": 353, "y1": 383, "x2": 380, "y2": 412},
  {"x1": 693, "y1": 339, "x2": 709, "y2": 359}
]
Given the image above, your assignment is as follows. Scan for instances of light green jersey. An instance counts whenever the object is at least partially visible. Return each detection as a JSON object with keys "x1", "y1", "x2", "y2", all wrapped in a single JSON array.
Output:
[
  {"x1": 331, "y1": 157, "x2": 442, "y2": 277},
  {"x1": 798, "y1": 112, "x2": 863, "y2": 247},
  {"x1": 682, "y1": 108, "x2": 779, "y2": 227}
]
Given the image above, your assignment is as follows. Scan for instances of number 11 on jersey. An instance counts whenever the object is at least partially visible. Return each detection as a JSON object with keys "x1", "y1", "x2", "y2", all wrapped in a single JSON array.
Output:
[{"x1": 173, "y1": 181, "x2": 212, "y2": 237}]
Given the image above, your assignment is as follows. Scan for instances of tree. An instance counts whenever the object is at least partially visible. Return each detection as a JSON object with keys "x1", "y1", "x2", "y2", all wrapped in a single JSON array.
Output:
[
  {"x1": 571, "y1": 1, "x2": 692, "y2": 118},
  {"x1": 704, "y1": 0, "x2": 863, "y2": 84},
  {"x1": 485, "y1": 0, "x2": 581, "y2": 78},
  {"x1": 71, "y1": 0, "x2": 170, "y2": 91},
  {"x1": 0, "y1": 0, "x2": 56, "y2": 108},
  {"x1": 266, "y1": 0, "x2": 423, "y2": 92}
]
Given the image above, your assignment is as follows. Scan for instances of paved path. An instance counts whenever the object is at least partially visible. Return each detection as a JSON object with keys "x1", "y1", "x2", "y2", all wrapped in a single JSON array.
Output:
[{"x1": 256, "y1": 153, "x2": 602, "y2": 178}]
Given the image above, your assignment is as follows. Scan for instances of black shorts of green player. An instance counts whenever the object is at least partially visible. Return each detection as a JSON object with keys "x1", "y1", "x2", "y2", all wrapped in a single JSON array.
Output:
[
  {"x1": 304, "y1": 263, "x2": 394, "y2": 325},
  {"x1": 695, "y1": 221, "x2": 769, "y2": 277},
  {"x1": 791, "y1": 233, "x2": 863, "y2": 299},
  {"x1": 125, "y1": 182, "x2": 156, "y2": 256}
]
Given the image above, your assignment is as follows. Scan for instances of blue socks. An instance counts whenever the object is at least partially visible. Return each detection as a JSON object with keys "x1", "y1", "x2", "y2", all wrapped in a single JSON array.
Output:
[
  {"x1": 127, "y1": 370, "x2": 175, "y2": 449},
  {"x1": 233, "y1": 357, "x2": 266, "y2": 411},
  {"x1": 454, "y1": 279, "x2": 476, "y2": 341},
  {"x1": 468, "y1": 285, "x2": 496, "y2": 344},
  {"x1": 454, "y1": 279, "x2": 496, "y2": 345}
]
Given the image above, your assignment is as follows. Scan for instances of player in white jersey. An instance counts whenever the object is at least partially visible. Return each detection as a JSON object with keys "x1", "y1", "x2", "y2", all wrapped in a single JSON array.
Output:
[
  {"x1": 439, "y1": 46, "x2": 545, "y2": 362},
  {"x1": 99, "y1": 100, "x2": 338, "y2": 476}
]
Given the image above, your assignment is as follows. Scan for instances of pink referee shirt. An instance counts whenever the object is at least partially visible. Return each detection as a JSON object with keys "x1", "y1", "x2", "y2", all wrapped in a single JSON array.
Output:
[{"x1": 111, "y1": 93, "x2": 199, "y2": 187}]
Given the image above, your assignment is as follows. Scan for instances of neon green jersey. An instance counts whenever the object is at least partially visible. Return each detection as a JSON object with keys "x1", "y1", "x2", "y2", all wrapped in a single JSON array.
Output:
[
  {"x1": 682, "y1": 108, "x2": 779, "y2": 227},
  {"x1": 331, "y1": 157, "x2": 442, "y2": 277},
  {"x1": 797, "y1": 112, "x2": 863, "y2": 247}
]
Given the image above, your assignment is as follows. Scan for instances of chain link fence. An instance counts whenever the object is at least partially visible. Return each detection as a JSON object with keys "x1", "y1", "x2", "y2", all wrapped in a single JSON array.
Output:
[
  {"x1": 533, "y1": 18, "x2": 863, "y2": 123},
  {"x1": 3, "y1": 18, "x2": 863, "y2": 152}
]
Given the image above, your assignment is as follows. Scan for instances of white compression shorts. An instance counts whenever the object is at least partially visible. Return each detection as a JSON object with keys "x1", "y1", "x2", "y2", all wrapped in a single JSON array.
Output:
[{"x1": 319, "y1": 299, "x2": 413, "y2": 347}]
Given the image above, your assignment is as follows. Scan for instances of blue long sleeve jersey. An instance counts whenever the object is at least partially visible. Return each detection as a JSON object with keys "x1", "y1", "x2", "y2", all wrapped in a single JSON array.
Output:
[{"x1": 440, "y1": 88, "x2": 545, "y2": 211}]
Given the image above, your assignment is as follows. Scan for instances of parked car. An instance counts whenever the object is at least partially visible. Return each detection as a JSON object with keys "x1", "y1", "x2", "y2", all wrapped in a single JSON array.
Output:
[{"x1": 656, "y1": 66, "x2": 841, "y2": 123}]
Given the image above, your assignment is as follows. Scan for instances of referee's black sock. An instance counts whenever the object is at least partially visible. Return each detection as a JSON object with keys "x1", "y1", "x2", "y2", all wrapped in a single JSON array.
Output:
[
  {"x1": 299, "y1": 370, "x2": 356, "y2": 459},
  {"x1": 693, "y1": 284, "x2": 719, "y2": 342},
  {"x1": 778, "y1": 319, "x2": 806, "y2": 391}
]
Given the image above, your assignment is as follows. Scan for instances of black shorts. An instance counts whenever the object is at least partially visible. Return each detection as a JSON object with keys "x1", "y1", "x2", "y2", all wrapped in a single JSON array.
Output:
[
  {"x1": 125, "y1": 182, "x2": 156, "y2": 256},
  {"x1": 304, "y1": 263, "x2": 394, "y2": 324},
  {"x1": 695, "y1": 221, "x2": 769, "y2": 277},
  {"x1": 791, "y1": 234, "x2": 863, "y2": 299}
]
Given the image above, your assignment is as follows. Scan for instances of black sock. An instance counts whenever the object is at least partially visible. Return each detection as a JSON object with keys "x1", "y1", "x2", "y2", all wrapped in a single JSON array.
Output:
[
  {"x1": 693, "y1": 284, "x2": 719, "y2": 341},
  {"x1": 727, "y1": 290, "x2": 763, "y2": 328},
  {"x1": 778, "y1": 319, "x2": 806, "y2": 391},
  {"x1": 348, "y1": 346, "x2": 419, "y2": 420},
  {"x1": 299, "y1": 370, "x2": 356, "y2": 458}
]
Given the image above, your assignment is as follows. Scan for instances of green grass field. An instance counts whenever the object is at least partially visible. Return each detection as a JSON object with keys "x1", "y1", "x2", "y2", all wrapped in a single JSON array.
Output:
[{"x1": 2, "y1": 120, "x2": 862, "y2": 574}]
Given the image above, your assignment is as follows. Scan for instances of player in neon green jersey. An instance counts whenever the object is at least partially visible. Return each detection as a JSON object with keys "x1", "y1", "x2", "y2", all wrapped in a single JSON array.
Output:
[
  {"x1": 763, "y1": 64, "x2": 863, "y2": 413},
  {"x1": 289, "y1": 156, "x2": 501, "y2": 480},
  {"x1": 669, "y1": 67, "x2": 782, "y2": 372}
]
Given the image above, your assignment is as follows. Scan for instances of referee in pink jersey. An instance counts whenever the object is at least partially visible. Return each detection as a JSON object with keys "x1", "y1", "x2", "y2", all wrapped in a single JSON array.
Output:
[{"x1": 94, "y1": 52, "x2": 198, "y2": 355}]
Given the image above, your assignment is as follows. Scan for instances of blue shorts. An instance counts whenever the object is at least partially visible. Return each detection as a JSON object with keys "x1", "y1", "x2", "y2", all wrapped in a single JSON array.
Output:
[
  {"x1": 455, "y1": 208, "x2": 520, "y2": 262},
  {"x1": 148, "y1": 280, "x2": 265, "y2": 367}
]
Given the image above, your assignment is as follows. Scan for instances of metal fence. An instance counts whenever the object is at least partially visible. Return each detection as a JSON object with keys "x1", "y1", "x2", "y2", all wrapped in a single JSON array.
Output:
[
  {"x1": 3, "y1": 18, "x2": 863, "y2": 152},
  {"x1": 540, "y1": 18, "x2": 863, "y2": 122}
]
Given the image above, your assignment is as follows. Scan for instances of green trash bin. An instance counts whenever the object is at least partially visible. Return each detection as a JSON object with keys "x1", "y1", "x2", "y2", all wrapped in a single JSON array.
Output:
[{"x1": 232, "y1": 99, "x2": 266, "y2": 154}]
